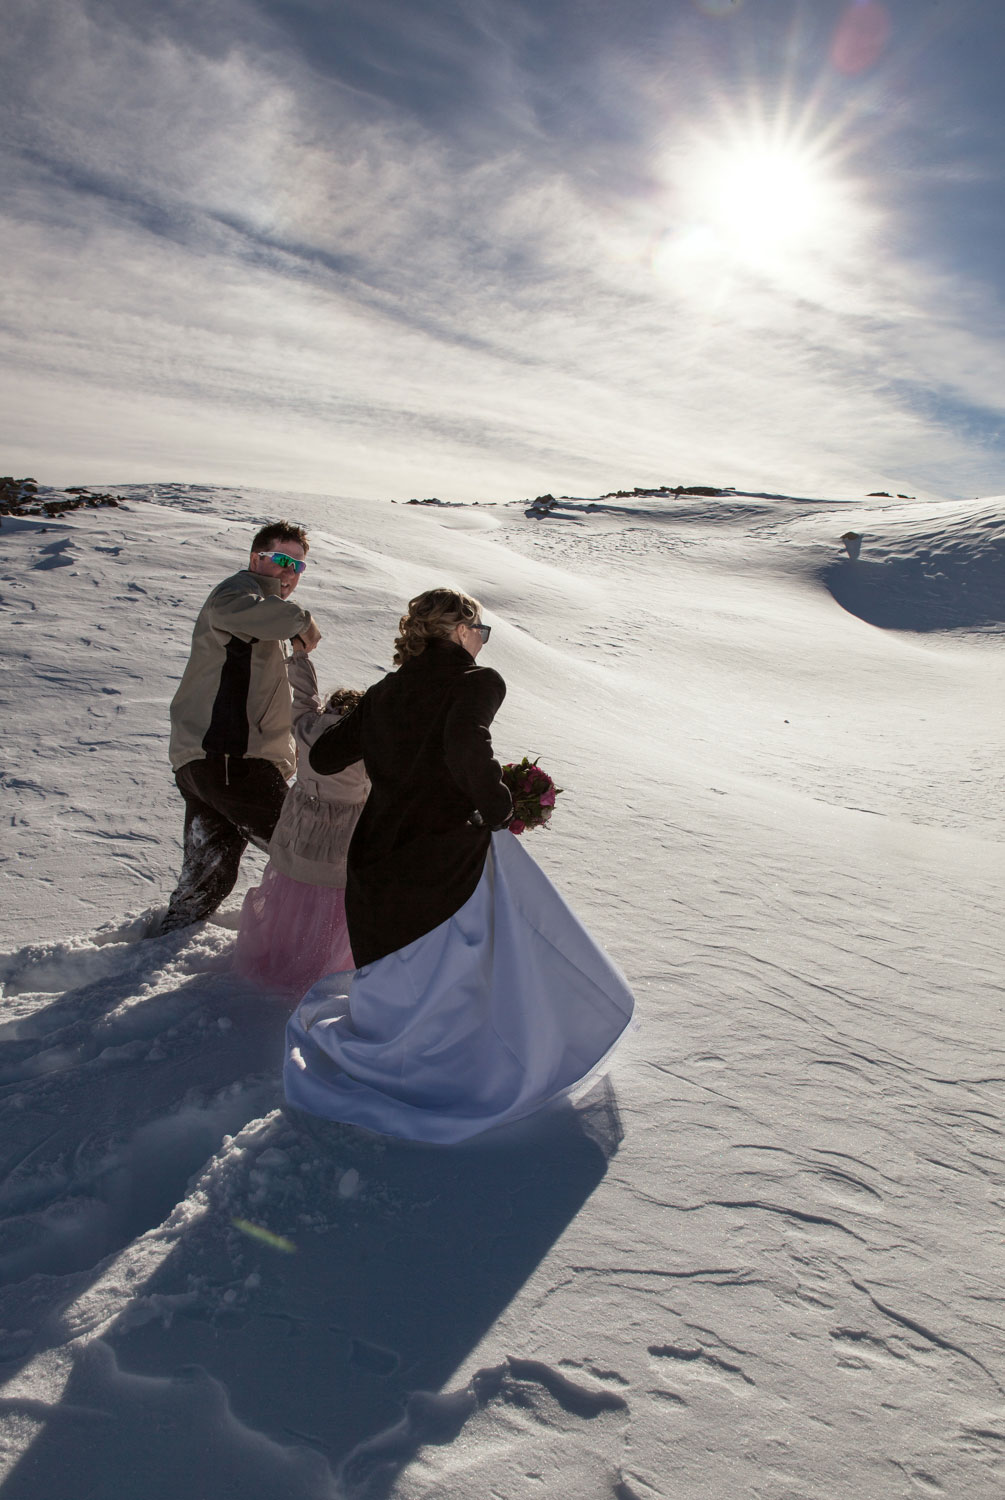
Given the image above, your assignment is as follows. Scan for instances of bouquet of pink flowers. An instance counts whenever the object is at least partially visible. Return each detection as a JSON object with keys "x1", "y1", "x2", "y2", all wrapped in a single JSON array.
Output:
[{"x1": 501, "y1": 756, "x2": 562, "y2": 835}]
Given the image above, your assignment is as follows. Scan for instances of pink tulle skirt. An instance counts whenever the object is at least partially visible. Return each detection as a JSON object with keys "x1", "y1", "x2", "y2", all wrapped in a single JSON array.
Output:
[{"x1": 233, "y1": 863, "x2": 355, "y2": 999}]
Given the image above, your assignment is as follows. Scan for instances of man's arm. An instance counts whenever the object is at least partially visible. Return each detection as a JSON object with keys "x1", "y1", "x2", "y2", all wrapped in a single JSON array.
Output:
[
  {"x1": 209, "y1": 578, "x2": 314, "y2": 642},
  {"x1": 293, "y1": 617, "x2": 322, "y2": 652}
]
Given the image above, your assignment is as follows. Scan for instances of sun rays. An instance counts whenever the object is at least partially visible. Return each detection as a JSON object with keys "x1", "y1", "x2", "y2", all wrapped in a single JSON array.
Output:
[{"x1": 650, "y1": 96, "x2": 873, "y2": 297}]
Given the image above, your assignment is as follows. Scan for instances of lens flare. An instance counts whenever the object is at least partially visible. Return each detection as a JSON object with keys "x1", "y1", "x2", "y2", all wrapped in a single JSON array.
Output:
[
  {"x1": 830, "y1": 1, "x2": 892, "y2": 75},
  {"x1": 232, "y1": 1217, "x2": 297, "y2": 1253}
]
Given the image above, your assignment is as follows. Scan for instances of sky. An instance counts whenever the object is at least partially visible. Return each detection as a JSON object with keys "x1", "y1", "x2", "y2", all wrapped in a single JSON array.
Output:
[{"x1": 3, "y1": 0, "x2": 1005, "y2": 502}]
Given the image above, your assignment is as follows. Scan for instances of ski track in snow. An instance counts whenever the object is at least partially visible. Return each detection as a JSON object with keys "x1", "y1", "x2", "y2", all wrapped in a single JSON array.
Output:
[{"x1": 0, "y1": 484, "x2": 1003, "y2": 1498}]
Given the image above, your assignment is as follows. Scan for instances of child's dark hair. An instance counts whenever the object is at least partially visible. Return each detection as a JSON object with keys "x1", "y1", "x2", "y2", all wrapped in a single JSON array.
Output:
[{"x1": 325, "y1": 687, "x2": 365, "y2": 716}]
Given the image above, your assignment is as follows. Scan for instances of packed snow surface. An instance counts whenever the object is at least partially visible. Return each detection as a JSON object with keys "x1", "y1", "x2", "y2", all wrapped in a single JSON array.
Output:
[{"x1": 1, "y1": 482, "x2": 1003, "y2": 1498}]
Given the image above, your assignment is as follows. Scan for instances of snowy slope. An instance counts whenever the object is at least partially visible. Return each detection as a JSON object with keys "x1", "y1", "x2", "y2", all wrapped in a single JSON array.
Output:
[{"x1": 1, "y1": 483, "x2": 1003, "y2": 1498}]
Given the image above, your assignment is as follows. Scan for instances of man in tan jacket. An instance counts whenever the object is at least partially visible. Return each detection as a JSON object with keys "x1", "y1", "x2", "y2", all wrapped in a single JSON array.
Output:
[{"x1": 156, "y1": 520, "x2": 322, "y2": 935}]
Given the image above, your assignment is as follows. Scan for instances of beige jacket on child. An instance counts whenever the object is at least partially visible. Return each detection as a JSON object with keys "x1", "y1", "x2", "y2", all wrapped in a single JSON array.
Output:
[{"x1": 267, "y1": 653, "x2": 370, "y2": 888}]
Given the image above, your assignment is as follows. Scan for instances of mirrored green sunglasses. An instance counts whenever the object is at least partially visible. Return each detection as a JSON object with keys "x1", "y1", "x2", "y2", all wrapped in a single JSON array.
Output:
[{"x1": 257, "y1": 551, "x2": 307, "y2": 575}]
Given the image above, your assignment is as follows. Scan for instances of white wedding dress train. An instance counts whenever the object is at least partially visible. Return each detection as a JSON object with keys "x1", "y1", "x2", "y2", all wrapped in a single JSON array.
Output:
[{"x1": 284, "y1": 830, "x2": 636, "y2": 1144}]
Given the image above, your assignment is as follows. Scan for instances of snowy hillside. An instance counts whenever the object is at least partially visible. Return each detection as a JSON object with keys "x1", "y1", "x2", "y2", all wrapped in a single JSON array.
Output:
[{"x1": 1, "y1": 482, "x2": 1003, "y2": 1498}]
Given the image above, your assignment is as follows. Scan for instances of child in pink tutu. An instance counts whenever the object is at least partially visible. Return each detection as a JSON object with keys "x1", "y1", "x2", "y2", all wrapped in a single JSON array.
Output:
[{"x1": 234, "y1": 648, "x2": 369, "y2": 997}]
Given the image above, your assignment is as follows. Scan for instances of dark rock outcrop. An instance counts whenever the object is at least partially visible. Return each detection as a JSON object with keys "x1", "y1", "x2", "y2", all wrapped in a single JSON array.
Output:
[{"x1": 0, "y1": 477, "x2": 121, "y2": 521}]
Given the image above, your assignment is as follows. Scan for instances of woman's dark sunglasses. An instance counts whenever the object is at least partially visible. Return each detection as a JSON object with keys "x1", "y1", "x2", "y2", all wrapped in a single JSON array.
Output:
[{"x1": 467, "y1": 621, "x2": 491, "y2": 642}]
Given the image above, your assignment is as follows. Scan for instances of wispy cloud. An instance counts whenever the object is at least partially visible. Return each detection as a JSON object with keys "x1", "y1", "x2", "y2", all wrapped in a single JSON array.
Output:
[{"x1": 3, "y1": 0, "x2": 1005, "y2": 497}]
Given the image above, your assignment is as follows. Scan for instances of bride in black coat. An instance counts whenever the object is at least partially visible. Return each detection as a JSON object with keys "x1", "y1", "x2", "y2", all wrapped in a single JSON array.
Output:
[
  {"x1": 309, "y1": 588, "x2": 512, "y2": 969},
  {"x1": 283, "y1": 588, "x2": 635, "y2": 1143}
]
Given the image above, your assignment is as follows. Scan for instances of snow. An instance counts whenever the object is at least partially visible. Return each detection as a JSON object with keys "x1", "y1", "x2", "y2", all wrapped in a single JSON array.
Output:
[{"x1": 1, "y1": 480, "x2": 1003, "y2": 1497}]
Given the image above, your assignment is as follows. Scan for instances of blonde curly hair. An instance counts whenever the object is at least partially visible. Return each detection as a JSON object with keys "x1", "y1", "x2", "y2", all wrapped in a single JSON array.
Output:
[{"x1": 393, "y1": 588, "x2": 482, "y2": 667}]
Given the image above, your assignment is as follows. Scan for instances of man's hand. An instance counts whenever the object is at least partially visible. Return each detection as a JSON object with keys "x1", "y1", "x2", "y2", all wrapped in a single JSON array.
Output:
[{"x1": 295, "y1": 618, "x2": 322, "y2": 653}]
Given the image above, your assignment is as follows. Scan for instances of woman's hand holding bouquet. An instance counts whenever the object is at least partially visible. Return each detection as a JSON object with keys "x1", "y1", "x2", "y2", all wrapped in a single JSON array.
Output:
[{"x1": 501, "y1": 757, "x2": 562, "y2": 835}]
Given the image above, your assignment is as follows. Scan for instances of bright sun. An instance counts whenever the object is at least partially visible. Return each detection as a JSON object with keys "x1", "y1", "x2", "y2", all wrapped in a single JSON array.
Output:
[
  {"x1": 702, "y1": 145, "x2": 832, "y2": 243},
  {"x1": 662, "y1": 126, "x2": 858, "y2": 280}
]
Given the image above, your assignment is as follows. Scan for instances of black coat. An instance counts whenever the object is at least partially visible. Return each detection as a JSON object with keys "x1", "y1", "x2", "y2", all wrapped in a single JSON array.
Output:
[{"x1": 309, "y1": 639, "x2": 514, "y2": 966}]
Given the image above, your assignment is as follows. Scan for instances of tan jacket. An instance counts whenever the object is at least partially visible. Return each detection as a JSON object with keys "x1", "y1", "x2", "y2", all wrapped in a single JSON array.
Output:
[
  {"x1": 267, "y1": 653, "x2": 370, "y2": 887},
  {"x1": 168, "y1": 568, "x2": 313, "y2": 777}
]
